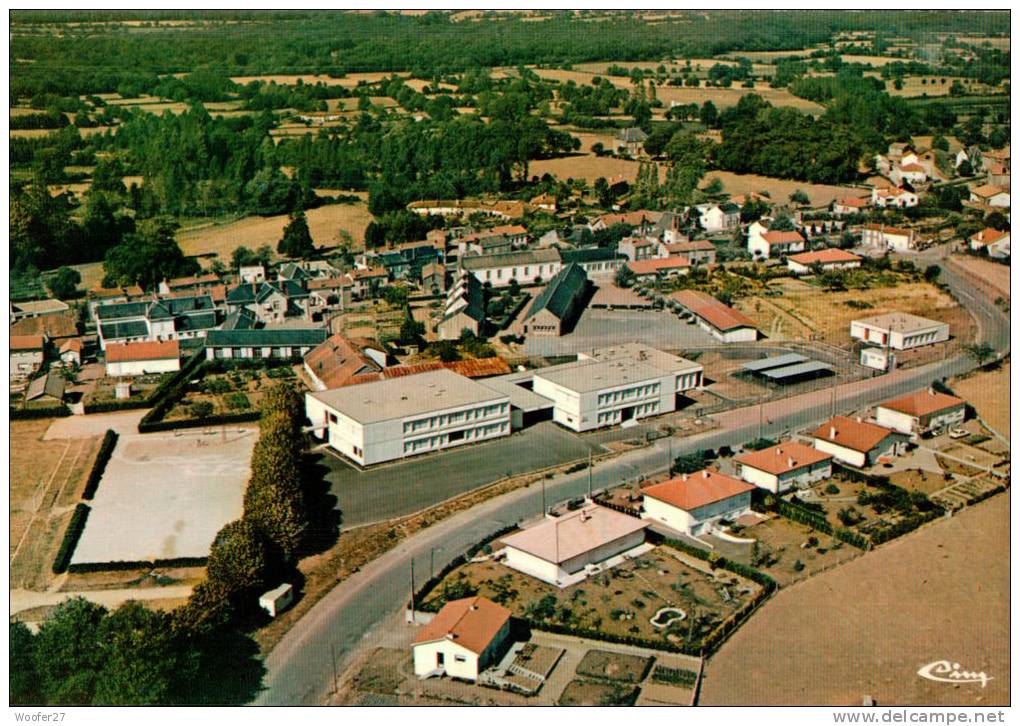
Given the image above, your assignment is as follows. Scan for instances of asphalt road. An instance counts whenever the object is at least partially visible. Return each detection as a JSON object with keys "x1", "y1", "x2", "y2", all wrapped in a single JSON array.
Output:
[
  {"x1": 255, "y1": 251, "x2": 1010, "y2": 706},
  {"x1": 319, "y1": 422, "x2": 599, "y2": 528}
]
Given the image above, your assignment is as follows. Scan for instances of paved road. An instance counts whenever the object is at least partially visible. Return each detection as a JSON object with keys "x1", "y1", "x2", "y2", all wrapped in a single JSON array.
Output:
[
  {"x1": 321, "y1": 422, "x2": 600, "y2": 528},
  {"x1": 255, "y1": 249, "x2": 1009, "y2": 705}
]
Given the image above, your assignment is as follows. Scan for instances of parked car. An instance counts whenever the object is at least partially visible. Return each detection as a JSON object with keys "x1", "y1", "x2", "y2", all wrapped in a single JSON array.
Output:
[{"x1": 948, "y1": 427, "x2": 968, "y2": 440}]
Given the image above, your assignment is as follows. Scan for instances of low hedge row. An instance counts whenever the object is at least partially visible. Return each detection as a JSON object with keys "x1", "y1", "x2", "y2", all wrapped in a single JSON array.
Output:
[
  {"x1": 136, "y1": 352, "x2": 207, "y2": 431},
  {"x1": 52, "y1": 504, "x2": 90, "y2": 574},
  {"x1": 82, "y1": 398, "x2": 150, "y2": 415},
  {"x1": 766, "y1": 497, "x2": 870, "y2": 550},
  {"x1": 11, "y1": 405, "x2": 71, "y2": 420},
  {"x1": 67, "y1": 556, "x2": 207, "y2": 574},
  {"x1": 138, "y1": 410, "x2": 261, "y2": 434},
  {"x1": 82, "y1": 430, "x2": 118, "y2": 500},
  {"x1": 651, "y1": 666, "x2": 698, "y2": 688}
]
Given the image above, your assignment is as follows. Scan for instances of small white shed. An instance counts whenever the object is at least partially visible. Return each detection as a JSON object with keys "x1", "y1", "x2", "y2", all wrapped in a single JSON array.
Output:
[{"x1": 259, "y1": 583, "x2": 294, "y2": 618}]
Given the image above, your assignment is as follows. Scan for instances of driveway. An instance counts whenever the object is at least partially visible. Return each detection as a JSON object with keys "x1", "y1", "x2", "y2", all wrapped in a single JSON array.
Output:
[
  {"x1": 319, "y1": 421, "x2": 602, "y2": 529},
  {"x1": 43, "y1": 409, "x2": 148, "y2": 439},
  {"x1": 524, "y1": 309, "x2": 717, "y2": 357}
]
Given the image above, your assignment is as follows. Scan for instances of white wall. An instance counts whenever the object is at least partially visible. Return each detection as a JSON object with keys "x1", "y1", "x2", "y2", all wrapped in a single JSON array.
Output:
[
  {"x1": 413, "y1": 639, "x2": 480, "y2": 680},
  {"x1": 642, "y1": 494, "x2": 751, "y2": 536},
  {"x1": 504, "y1": 547, "x2": 566, "y2": 586},
  {"x1": 105, "y1": 357, "x2": 180, "y2": 378},
  {"x1": 468, "y1": 261, "x2": 562, "y2": 287},
  {"x1": 812, "y1": 438, "x2": 867, "y2": 468},
  {"x1": 876, "y1": 405, "x2": 964, "y2": 435},
  {"x1": 739, "y1": 461, "x2": 832, "y2": 494}
]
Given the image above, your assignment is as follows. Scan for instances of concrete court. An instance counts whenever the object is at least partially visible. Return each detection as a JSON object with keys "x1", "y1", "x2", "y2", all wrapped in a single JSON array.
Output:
[
  {"x1": 524, "y1": 308, "x2": 717, "y2": 357},
  {"x1": 71, "y1": 428, "x2": 256, "y2": 565}
]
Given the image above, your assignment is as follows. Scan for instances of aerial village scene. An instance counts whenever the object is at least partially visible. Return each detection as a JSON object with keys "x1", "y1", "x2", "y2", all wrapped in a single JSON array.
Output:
[{"x1": 6, "y1": 8, "x2": 1011, "y2": 717}]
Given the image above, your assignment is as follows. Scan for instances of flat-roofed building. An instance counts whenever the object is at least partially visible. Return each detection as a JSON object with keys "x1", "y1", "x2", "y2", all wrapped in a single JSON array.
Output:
[
  {"x1": 501, "y1": 504, "x2": 648, "y2": 587},
  {"x1": 641, "y1": 469, "x2": 755, "y2": 536},
  {"x1": 849, "y1": 312, "x2": 949, "y2": 350},
  {"x1": 734, "y1": 442, "x2": 833, "y2": 494},
  {"x1": 811, "y1": 416, "x2": 907, "y2": 467},
  {"x1": 874, "y1": 389, "x2": 966, "y2": 435},
  {"x1": 532, "y1": 344, "x2": 702, "y2": 432},
  {"x1": 306, "y1": 368, "x2": 511, "y2": 466}
]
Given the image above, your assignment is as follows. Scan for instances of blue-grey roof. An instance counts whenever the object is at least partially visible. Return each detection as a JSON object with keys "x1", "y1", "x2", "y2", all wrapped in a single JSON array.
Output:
[
  {"x1": 176, "y1": 311, "x2": 219, "y2": 332},
  {"x1": 222, "y1": 308, "x2": 257, "y2": 330},
  {"x1": 524, "y1": 262, "x2": 588, "y2": 322},
  {"x1": 760, "y1": 361, "x2": 834, "y2": 380},
  {"x1": 95, "y1": 301, "x2": 149, "y2": 321},
  {"x1": 100, "y1": 320, "x2": 150, "y2": 340},
  {"x1": 205, "y1": 328, "x2": 327, "y2": 348},
  {"x1": 560, "y1": 247, "x2": 623, "y2": 265},
  {"x1": 742, "y1": 354, "x2": 809, "y2": 373}
]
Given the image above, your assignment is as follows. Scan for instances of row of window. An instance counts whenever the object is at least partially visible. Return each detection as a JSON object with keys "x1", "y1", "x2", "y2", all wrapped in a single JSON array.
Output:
[
  {"x1": 483, "y1": 264, "x2": 557, "y2": 281},
  {"x1": 403, "y1": 403, "x2": 508, "y2": 434},
  {"x1": 595, "y1": 401, "x2": 659, "y2": 425},
  {"x1": 402, "y1": 421, "x2": 508, "y2": 454},
  {"x1": 596, "y1": 383, "x2": 660, "y2": 408}
]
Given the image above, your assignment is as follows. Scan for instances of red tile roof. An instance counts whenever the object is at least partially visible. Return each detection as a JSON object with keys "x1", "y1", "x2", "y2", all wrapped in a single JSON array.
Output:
[
  {"x1": 970, "y1": 228, "x2": 1009, "y2": 246},
  {"x1": 665, "y1": 240, "x2": 715, "y2": 253},
  {"x1": 10, "y1": 310, "x2": 79, "y2": 339},
  {"x1": 761, "y1": 230, "x2": 805, "y2": 246},
  {"x1": 670, "y1": 289, "x2": 757, "y2": 332},
  {"x1": 971, "y1": 184, "x2": 1007, "y2": 199},
  {"x1": 836, "y1": 197, "x2": 870, "y2": 208},
  {"x1": 343, "y1": 357, "x2": 511, "y2": 386},
  {"x1": 787, "y1": 248, "x2": 862, "y2": 266},
  {"x1": 10, "y1": 334, "x2": 45, "y2": 351},
  {"x1": 105, "y1": 339, "x2": 180, "y2": 363},
  {"x1": 59, "y1": 338, "x2": 83, "y2": 354},
  {"x1": 877, "y1": 389, "x2": 965, "y2": 418},
  {"x1": 863, "y1": 223, "x2": 913, "y2": 238},
  {"x1": 735, "y1": 442, "x2": 832, "y2": 476},
  {"x1": 627, "y1": 256, "x2": 691, "y2": 275},
  {"x1": 642, "y1": 469, "x2": 754, "y2": 511},
  {"x1": 413, "y1": 596, "x2": 511, "y2": 654},
  {"x1": 899, "y1": 163, "x2": 925, "y2": 173},
  {"x1": 811, "y1": 416, "x2": 898, "y2": 454},
  {"x1": 304, "y1": 332, "x2": 380, "y2": 389}
]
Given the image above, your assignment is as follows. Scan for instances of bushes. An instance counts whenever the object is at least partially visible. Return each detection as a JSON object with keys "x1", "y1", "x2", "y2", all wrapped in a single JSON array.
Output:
[
  {"x1": 11, "y1": 405, "x2": 71, "y2": 420},
  {"x1": 138, "y1": 410, "x2": 260, "y2": 434},
  {"x1": 82, "y1": 430, "x2": 118, "y2": 500},
  {"x1": 53, "y1": 504, "x2": 90, "y2": 574},
  {"x1": 82, "y1": 399, "x2": 149, "y2": 414},
  {"x1": 651, "y1": 666, "x2": 698, "y2": 688}
]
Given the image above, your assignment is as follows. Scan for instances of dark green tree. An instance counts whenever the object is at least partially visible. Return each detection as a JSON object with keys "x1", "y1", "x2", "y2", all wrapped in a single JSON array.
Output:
[
  {"x1": 46, "y1": 266, "x2": 82, "y2": 299},
  {"x1": 277, "y1": 209, "x2": 315, "y2": 258}
]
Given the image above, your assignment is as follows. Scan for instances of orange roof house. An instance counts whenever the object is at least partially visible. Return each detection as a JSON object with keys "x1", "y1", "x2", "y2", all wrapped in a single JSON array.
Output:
[
  {"x1": 105, "y1": 339, "x2": 180, "y2": 363},
  {"x1": 642, "y1": 469, "x2": 755, "y2": 512},
  {"x1": 735, "y1": 442, "x2": 833, "y2": 477},
  {"x1": 670, "y1": 289, "x2": 757, "y2": 334},
  {"x1": 413, "y1": 596, "x2": 512, "y2": 655}
]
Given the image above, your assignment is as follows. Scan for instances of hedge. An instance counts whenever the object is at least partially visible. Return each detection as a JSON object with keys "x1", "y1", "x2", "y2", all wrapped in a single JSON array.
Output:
[
  {"x1": 138, "y1": 410, "x2": 261, "y2": 434},
  {"x1": 768, "y1": 496, "x2": 870, "y2": 550},
  {"x1": 66, "y1": 556, "x2": 208, "y2": 574},
  {"x1": 11, "y1": 405, "x2": 71, "y2": 420},
  {"x1": 82, "y1": 430, "x2": 118, "y2": 500},
  {"x1": 53, "y1": 503, "x2": 90, "y2": 574},
  {"x1": 651, "y1": 666, "x2": 698, "y2": 688},
  {"x1": 136, "y1": 351, "x2": 208, "y2": 431}
]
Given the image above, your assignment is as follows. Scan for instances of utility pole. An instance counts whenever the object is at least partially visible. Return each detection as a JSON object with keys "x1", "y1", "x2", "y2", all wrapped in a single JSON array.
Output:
[
  {"x1": 830, "y1": 374, "x2": 837, "y2": 418},
  {"x1": 758, "y1": 399, "x2": 764, "y2": 440},
  {"x1": 331, "y1": 643, "x2": 338, "y2": 694},
  {"x1": 410, "y1": 560, "x2": 416, "y2": 614},
  {"x1": 430, "y1": 547, "x2": 435, "y2": 580},
  {"x1": 541, "y1": 478, "x2": 546, "y2": 517},
  {"x1": 587, "y1": 450, "x2": 593, "y2": 500}
]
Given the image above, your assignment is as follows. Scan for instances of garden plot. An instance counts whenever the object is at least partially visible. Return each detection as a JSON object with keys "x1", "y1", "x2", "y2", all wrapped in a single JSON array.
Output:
[
  {"x1": 71, "y1": 428, "x2": 256, "y2": 567},
  {"x1": 421, "y1": 546, "x2": 760, "y2": 648}
]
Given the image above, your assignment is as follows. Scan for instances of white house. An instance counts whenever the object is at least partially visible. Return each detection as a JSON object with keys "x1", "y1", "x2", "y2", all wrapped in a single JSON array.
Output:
[
  {"x1": 849, "y1": 312, "x2": 949, "y2": 351},
  {"x1": 460, "y1": 249, "x2": 562, "y2": 287},
  {"x1": 412, "y1": 597, "x2": 513, "y2": 681},
  {"x1": 969, "y1": 184, "x2": 1010, "y2": 208},
  {"x1": 10, "y1": 334, "x2": 46, "y2": 379},
  {"x1": 968, "y1": 228, "x2": 1010, "y2": 259},
  {"x1": 696, "y1": 203, "x2": 741, "y2": 233},
  {"x1": 306, "y1": 368, "x2": 511, "y2": 466},
  {"x1": 104, "y1": 340, "x2": 181, "y2": 377},
  {"x1": 890, "y1": 162, "x2": 927, "y2": 187},
  {"x1": 670, "y1": 289, "x2": 759, "y2": 343},
  {"x1": 531, "y1": 344, "x2": 702, "y2": 432},
  {"x1": 501, "y1": 504, "x2": 648, "y2": 587},
  {"x1": 786, "y1": 248, "x2": 863, "y2": 275},
  {"x1": 58, "y1": 338, "x2": 83, "y2": 367},
  {"x1": 860, "y1": 224, "x2": 916, "y2": 252},
  {"x1": 204, "y1": 328, "x2": 327, "y2": 361},
  {"x1": 749, "y1": 229, "x2": 806, "y2": 259},
  {"x1": 832, "y1": 197, "x2": 870, "y2": 215},
  {"x1": 618, "y1": 236, "x2": 660, "y2": 262},
  {"x1": 626, "y1": 256, "x2": 691, "y2": 282},
  {"x1": 871, "y1": 187, "x2": 918, "y2": 208},
  {"x1": 734, "y1": 442, "x2": 833, "y2": 494},
  {"x1": 661, "y1": 239, "x2": 716, "y2": 265},
  {"x1": 874, "y1": 389, "x2": 966, "y2": 436},
  {"x1": 641, "y1": 469, "x2": 755, "y2": 537},
  {"x1": 811, "y1": 416, "x2": 907, "y2": 468}
]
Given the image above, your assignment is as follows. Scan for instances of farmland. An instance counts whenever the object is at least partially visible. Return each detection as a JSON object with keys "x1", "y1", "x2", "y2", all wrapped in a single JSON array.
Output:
[
  {"x1": 700, "y1": 493, "x2": 1010, "y2": 706},
  {"x1": 951, "y1": 361, "x2": 1011, "y2": 438}
]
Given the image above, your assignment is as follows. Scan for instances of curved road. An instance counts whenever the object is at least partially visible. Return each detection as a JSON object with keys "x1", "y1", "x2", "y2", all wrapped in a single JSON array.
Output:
[{"x1": 255, "y1": 251, "x2": 1009, "y2": 705}]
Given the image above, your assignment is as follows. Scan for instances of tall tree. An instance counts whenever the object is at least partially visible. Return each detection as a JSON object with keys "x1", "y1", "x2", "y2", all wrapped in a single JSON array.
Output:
[{"x1": 277, "y1": 208, "x2": 315, "y2": 258}]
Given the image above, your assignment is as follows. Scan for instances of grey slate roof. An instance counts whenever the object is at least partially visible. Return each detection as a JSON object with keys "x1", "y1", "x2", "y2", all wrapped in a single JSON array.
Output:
[
  {"x1": 444, "y1": 274, "x2": 486, "y2": 324},
  {"x1": 618, "y1": 127, "x2": 648, "y2": 142},
  {"x1": 205, "y1": 328, "x2": 327, "y2": 348},
  {"x1": 95, "y1": 301, "x2": 149, "y2": 321},
  {"x1": 524, "y1": 263, "x2": 589, "y2": 322},
  {"x1": 560, "y1": 247, "x2": 623, "y2": 265},
  {"x1": 222, "y1": 308, "x2": 258, "y2": 330},
  {"x1": 26, "y1": 372, "x2": 65, "y2": 402},
  {"x1": 176, "y1": 311, "x2": 219, "y2": 332},
  {"x1": 100, "y1": 320, "x2": 150, "y2": 340},
  {"x1": 461, "y1": 248, "x2": 561, "y2": 270}
]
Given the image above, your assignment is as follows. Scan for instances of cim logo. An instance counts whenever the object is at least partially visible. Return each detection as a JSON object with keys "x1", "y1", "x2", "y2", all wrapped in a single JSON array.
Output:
[{"x1": 917, "y1": 660, "x2": 993, "y2": 688}]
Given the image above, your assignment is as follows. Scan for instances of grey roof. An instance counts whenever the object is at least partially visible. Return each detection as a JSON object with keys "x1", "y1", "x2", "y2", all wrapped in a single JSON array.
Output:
[
  {"x1": 308, "y1": 368, "x2": 508, "y2": 425},
  {"x1": 478, "y1": 372, "x2": 555, "y2": 413},
  {"x1": 742, "y1": 354, "x2": 810, "y2": 373},
  {"x1": 760, "y1": 361, "x2": 834, "y2": 381},
  {"x1": 560, "y1": 247, "x2": 623, "y2": 265},
  {"x1": 164, "y1": 295, "x2": 216, "y2": 314},
  {"x1": 853, "y1": 312, "x2": 947, "y2": 334},
  {"x1": 100, "y1": 320, "x2": 149, "y2": 340},
  {"x1": 95, "y1": 301, "x2": 149, "y2": 321},
  {"x1": 719, "y1": 202, "x2": 741, "y2": 214},
  {"x1": 618, "y1": 127, "x2": 648, "y2": 142},
  {"x1": 524, "y1": 263, "x2": 588, "y2": 322},
  {"x1": 228, "y1": 280, "x2": 308, "y2": 305},
  {"x1": 26, "y1": 372, "x2": 65, "y2": 402},
  {"x1": 176, "y1": 311, "x2": 219, "y2": 332},
  {"x1": 461, "y1": 248, "x2": 561, "y2": 271},
  {"x1": 535, "y1": 357, "x2": 669, "y2": 393},
  {"x1": 444, "y1": 274, "x2": 486, "y2": 324},
  {"x1": 278, "y1": 263, "x2": 311, "y2": 281},
  {"x1": 222, "y1": 308, "x2": 257, "y2": 331},
  {"x1": 205, "y1": 328, "x2": 327, "y2": 348}
]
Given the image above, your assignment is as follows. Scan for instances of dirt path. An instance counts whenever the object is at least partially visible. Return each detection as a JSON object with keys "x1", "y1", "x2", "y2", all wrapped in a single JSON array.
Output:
[
  {"x1": 11, "y1": 585, "x2": 195, "y2": 618},
  {"x1": 699, "y1": 492, "x2": 1010, "y2": 706}
]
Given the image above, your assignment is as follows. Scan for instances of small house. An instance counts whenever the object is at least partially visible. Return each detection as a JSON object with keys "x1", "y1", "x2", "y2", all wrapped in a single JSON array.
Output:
[
  {"x1": 874, "y1": 389, "x2": 966, "y2": 436},
  {"x1": 641, "y1": 469, "x2": 755, "y2": 536},
  {"x1": 10, "y1": 334, "x2": 46, "y2": 378},
  {"x1": 105, "y1": 340, "x2": 181, "y2": 377},
  {"x1": 786, "y1": 248, "x2": 862, "y2": 275},
  {"x1": 811, "y1": 416, "x2": 907, "y2": 468},
  {"x1": 615, "y1": 127, "x2": 648, "y2": 156},
  {"x1": 412, "y1": 596, "x2": 512, "y2": 681},
  {"x1": 734, "y1": 442, "x2": 833, "y2": 494}
]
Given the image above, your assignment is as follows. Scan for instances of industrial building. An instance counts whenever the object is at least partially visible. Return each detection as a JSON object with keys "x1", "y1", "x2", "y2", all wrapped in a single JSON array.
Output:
[{"x1": 306, "y1": 368, "x2": 511, "y2": 466}]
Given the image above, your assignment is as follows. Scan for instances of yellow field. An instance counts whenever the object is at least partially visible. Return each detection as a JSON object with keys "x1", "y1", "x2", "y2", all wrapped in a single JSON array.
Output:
[
  {"x1": 178, "y1": 203, "x2": 374, "y2": 261},
  {"x1": 952, "y1": 362, "x2": 1011, "y2": 438},
  {"x1": 655, "y1": 84, "x2": 824, "y2": 113},
  {"x1": 707, "y1": 171, "x2": 866, "y2": 207},
  {"x1": 10, "y1": 128, "x2": 57, "y2": 138},
  {"x1": 529, "y1": 153, "x2": 644, "y2": 185},
  {"x1": 230, "y1": 72, "x2": 404, "y2": 88}
]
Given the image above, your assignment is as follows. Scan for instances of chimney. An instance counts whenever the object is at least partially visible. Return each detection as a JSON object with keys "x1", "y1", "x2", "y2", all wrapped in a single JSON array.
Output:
[
  {"x1": 830, "y1": 426, "x2": 837, "y2": 439},
  {"x1": 702, "y1": 470, "x2": 709, "y2": 478},
  {"x1": 856, "y1": 416, "x2": 863, "y2": 423},
  {"x1": 788, "y1": 457, "x2": 795, "y2": 469},
  {"x1": 681, "y1": 474, "x2": 688, "y2": 482}
]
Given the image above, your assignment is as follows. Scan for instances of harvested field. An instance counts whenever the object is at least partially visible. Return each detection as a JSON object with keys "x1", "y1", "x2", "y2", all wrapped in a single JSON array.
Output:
[
  {"x1": 701, "y1": 492, "x2": 1010, "y2": 706},
  {"x1": 230, "y1": 72, "x2": 403, "y2": 87},
  {"x1": 707, "y1": 171, "x2": 865, "y2": 207},
  {"x1": 655, "y1": 85, "x2": 824, "y2": 113},
  {"x1": 529, "y1": 153, "x2": 643, "y2": 185},
  {"x1": 839, "y1": 54, "x2": 908, "y2": 67},
  {"x1": 951, "y1": 361, "x2": 1010, "y2": 438},
  {"x1": 736, "y1": 278, "x2": 968, "y2": 346},
  {"x1": 178, "y1": 202, "x2": 374, "y2": 261},
  {"x1": 10, "y1": 419, "x2": 101, "y2": 590},
  {"x1": 888, "y1": 468, "x2": 948, "y2": 496},
  {"x1": 949, "y1": 254, "x2": 1010, "y2": 300}
]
